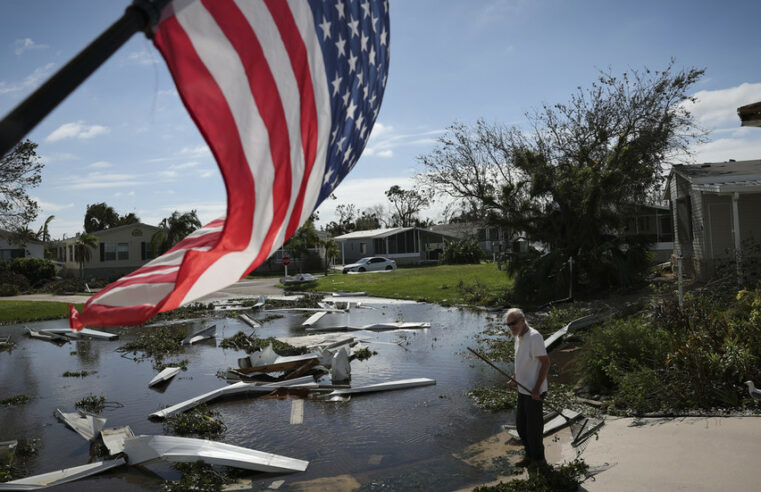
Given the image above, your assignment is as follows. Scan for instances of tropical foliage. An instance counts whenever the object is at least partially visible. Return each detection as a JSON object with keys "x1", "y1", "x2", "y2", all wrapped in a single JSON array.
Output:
[{"x1": 151, "y1": 210, "x2": 202, "y2": 256}]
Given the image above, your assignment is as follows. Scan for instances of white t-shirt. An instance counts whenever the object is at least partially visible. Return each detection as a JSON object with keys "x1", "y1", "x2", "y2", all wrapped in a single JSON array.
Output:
[{"x1": 514, "y1": 326, "x2": 548, "y2": 395}]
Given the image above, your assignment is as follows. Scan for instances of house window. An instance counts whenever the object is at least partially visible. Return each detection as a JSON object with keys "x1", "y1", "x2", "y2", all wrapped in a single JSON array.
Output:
[
  {"x1": 117, "y1": 243, "x2": 129, "y2": 261},
  {"x1": 360, "y1": 242, "x2": 367, "y2": 254},
  {"x1": 68, "y1": 245, "x2": 73, "y2": 262},
  {"x1": 141, "y1": 242, "x2": 154, "y2": 261},
  {"x1": 103, "y1": 243, "x2": 116, "y2": 261}
]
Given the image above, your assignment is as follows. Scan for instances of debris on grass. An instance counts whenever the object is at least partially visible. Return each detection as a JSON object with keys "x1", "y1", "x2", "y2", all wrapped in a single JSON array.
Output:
[
  {"x1": 163, "y1": 406, "x2": 227, "y2": 440},
  {"x1": 473, "y1": 459, "x2": 589, "y2": 492},
  {"x1": 62, "y1": 370, "x2": 96, "y2": 378},
  {"x1": 0, "y1": 395, "x2": 31, "y2": 407}
]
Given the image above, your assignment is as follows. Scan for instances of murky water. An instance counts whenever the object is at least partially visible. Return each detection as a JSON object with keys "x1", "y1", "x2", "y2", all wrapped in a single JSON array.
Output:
[{"x1": 0, "y1": 300, "x2": 515, "y2": 490}]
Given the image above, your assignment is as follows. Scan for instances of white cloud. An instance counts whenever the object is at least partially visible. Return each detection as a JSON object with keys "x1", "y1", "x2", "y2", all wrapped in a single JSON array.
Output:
[
  {"x1": 114, "y1": 191, "x2": 136, "y2": 197},
  {"x1": 59, "y1": 172, "x2": 144, "y2": 190},
  {"x1": 88, "y1": 161, "x2": 112, "y2": 169},
  {"x1": 32, "y1": 197, "x2": 74, "y2": 212},
  {"x1": 160, "y1": 170, "x2": 178, "y2": 178},
  {"x1": 688, "y1": 82, "x2": 761, "y2": 129},
  {"x1": 363, "y1": 122, "x2": 445, "y2": 158},
  {"x1": 689, "y1": 134, "x2": 761, "y2": 164},
  {"x1": 14, "y1": 38, "x2": 48, "y2": 56},
  {"x1": 169, "y1": 161, "x2": 201, "y2": 170},
  {"x1": 0, "y1": 62, "x2": 55, "y2": 95},
  {"x1": 41, "y1": 152, "x2": 78, "y2": 164},
  {"x1": 200, "y1": 170, "x2": 215, "y2": 178},
  {"x1": 46, "y1": 121, "x2": 110, "y2": 142},
  {"x1": 124, "y1": 50, "x2": 157, "y2": 66}
]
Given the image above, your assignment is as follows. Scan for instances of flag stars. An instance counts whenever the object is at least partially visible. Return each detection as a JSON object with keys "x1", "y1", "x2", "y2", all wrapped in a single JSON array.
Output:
[
  {"x1": 335, "y1": 0, "x2": 345, "y2": 19},
  {"x1": 357, "y1": 69, "x2": 364, "y2": 87},
  {"x1": 331, "y1": 73, "x2": 342, "y2": 96},
  {"x1": 360, "y1": 124, "x2": 368, "y2": 140},
  {"x1": 335, "y1": 34, "x2": 346, "y2": 57},
  {"x1": 368, "y1": 45, "x2": 376, "y2": 66},
  {"x1": 380, "y1": 26, "x2": 388, "y2": 46},
  {"x1": 363, "y1": 85, "x2": 369, "y2": 99},
  {"x1": 371, "y1": 14, "x2": 379, "y2": 32},
  {"x1": 319, "y1": 16, "x2": 331, "y2": 40},
  {"x1": 348, "y1": 53, "x2": 358, "y2": 73},
  {"x1": 342, "y1": 88, "x2": 351, "y2": 107},
  {"x1": 323, "y1": 166, "x2": 335, "y2": 185},
  {"x1": 348, "y1": 16, "x2": 359, "y2": 38},
  {"x1": 360, "y1": 32, "x2": 369, "y2": 52},
  {"x1": 361, "y1": 0, "x2": 371, "y2": 19},
  {"x1": 346, "y1": 100, "x2": 358, "y2": 121},
  {"x1": 355, "y1": 113, "x2": 364, "y2": 131}
]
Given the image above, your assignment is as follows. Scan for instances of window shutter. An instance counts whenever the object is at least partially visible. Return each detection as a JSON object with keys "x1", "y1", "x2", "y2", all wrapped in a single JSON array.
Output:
[{"x1": 99, "y1": 242, "x2": 104, "y2": 262}]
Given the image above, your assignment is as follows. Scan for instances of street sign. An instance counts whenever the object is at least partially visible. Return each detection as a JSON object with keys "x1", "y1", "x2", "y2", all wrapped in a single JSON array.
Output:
[{"x1": 282, "y1": 256, "x2": 291, "y2": 266}]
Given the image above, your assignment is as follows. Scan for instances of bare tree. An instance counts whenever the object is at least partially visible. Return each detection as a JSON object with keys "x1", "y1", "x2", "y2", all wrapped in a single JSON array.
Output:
[
  {"x1": 385, "y1": 185, "x2": 432, "y2": 227},
  {"x1": 0, "y1": 139, "x2": 43, "y2": 232}
]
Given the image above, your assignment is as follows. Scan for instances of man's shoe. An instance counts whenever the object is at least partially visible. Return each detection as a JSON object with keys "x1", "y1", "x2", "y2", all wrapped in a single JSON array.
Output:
[{"x1": 514, "y1": 457, "x2": 532, "y2": 468}]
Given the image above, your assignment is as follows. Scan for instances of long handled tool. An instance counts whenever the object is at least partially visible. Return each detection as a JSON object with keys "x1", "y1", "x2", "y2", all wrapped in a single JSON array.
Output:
[{"x1": 467, "y1": 346, "x2": 573, "y2": 425}]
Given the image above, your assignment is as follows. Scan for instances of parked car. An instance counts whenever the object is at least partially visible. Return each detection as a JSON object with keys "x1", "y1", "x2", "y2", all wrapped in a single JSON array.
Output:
[{"x1": 342, "y1": 257, "x2": 397, "y2": 274}]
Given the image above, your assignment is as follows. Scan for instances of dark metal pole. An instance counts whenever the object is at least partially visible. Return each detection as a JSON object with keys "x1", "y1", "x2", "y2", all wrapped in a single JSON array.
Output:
[{"x1": 0, "y1": 0, "x2": 171, "y2": 157}]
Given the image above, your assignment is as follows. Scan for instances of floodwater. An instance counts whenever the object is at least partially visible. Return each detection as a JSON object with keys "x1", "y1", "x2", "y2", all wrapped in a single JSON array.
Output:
[{"x1": 0, "y1": 299, "x2": 515, "y2": 491}]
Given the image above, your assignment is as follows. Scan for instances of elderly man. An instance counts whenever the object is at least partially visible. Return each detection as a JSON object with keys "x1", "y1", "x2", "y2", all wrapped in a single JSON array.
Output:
[{"x1": 505, "y1": 307, "x2": 550, "y2": 470}]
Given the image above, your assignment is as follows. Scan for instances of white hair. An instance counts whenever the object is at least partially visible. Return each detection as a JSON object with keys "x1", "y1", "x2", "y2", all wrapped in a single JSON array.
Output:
[{"x1": 504, "y1": 307, "x2": 525, "y2": 322}]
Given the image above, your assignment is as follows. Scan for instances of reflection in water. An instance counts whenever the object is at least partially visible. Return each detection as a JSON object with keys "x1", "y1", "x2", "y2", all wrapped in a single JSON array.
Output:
[{"x1": 0, "y1": 303, "x2": 512, "y2": 490}]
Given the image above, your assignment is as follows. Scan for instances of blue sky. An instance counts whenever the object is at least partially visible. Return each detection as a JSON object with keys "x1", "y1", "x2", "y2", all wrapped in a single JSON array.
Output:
[{"x1": 1, "y1": 0, "x2": 759, "y2": 239}]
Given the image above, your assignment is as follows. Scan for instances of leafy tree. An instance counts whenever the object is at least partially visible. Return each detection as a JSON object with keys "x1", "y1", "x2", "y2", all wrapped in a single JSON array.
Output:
[
  {"x1": 0, "y1": 139, "x2": 43, "y2": 232},
  {"x1": 440, "y1": 238, "x2": 483, "y2": 265},
  {"x1": 84, "y1": 203, "x2": 139, "y2": 233},
  {"x1": 151, "y1": 210, "x2": 202, "y2": 256},
  {"x1": 322, "y1": 238, "x2": 340, "y2": 274},
  {"x1": 325, "y1": 203, "x2": 358, "y2": 237},
  {"x1": 74, "y1": 234, "x2": 98, "y2": 280},
  {"x1": 284, "y1": 215, "x2": 319, "y2": 273},
  {"x1": 418, "y1": 62, "x2": 704, "y2": 299},
  {"x1": 384, "y1": 185, "x2": 432, "y2": 227}
]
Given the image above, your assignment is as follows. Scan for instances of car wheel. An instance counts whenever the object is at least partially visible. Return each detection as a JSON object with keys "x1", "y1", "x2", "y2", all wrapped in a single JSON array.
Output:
[
  {"x1": 385, "y1": 265, "x2": 393, "y2": 270},
  {"x1": 358, "y1": 267, "x2": 366, "y2": 272},
  {"x1": 342, "y1": 269, "x2": 348, "y2": 274}
]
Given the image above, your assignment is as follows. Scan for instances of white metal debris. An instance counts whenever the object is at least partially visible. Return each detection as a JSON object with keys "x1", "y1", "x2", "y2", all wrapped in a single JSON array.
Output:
[
  {"x1": 54, "y1": 409, "x2": 107, "y2": 441},
  {"x1": 100, "y1": 426, "x2": 135, "y2": 455},
  {"x1": 289, "y1": 400, "x2": 304, "y2": 425},
  {"x1": 182, "y1": 324, "x2": 217, "y2": 345},
  {"x1": 123, "y1": 435, "x2": 309, "y2": 473},
  {"x1": 302, "y1": 311, "x2": 327, "y2": 326},
  {"x1": 0, "y1": 458, "x2": 125, "y2": 490},
  {"x1": 24, "y1": 328, "x2": 66, "y2": 343},
  {"x1": 332, "y1": 291, "x2": 367, "y2": 297},
  {"x1": 39, "y1": 327, "x2": 117, "y2": 340},
  {"x1": 248, "y1": 343, "x2": 278, "y2": 366},
  {"x1": 306, "y1": 322, "x2": 430, "y2": 333},
  {"x1": 326, "y1": 378, "x2": 436, "y2": 397},
  {"x1": 148, "y1": 367, "x2": 181, "y2": 387},
  {"x1": 330, "y1": 348, "x2": 351, "y2": 383},
  {"x1": 239, "y1": 313, "x2": 261, "y2": 328},
  {"x1": 149, "y1": 379, "x2": 318, "y2": 419}
]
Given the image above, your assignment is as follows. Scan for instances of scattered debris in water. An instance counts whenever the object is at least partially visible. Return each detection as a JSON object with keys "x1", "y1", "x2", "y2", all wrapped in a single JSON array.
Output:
[
  {"x1": 74, "y1": 394, "x2": 122, "y2": 413},
  {"x1": 351, "y1": 347, "x2": 377, "y2": 361},
  {"x1": 265, "y1": 293, "x2": 322, "y2": 309},
  {"x1": 0, "y1": 395, "x2": 30, "y2": 407},
  {"x1": 219, "y1": 332, "x2": 305, "y2": 355},
  {"x1": 62, "y1": 370, "x2": 96, "y2": 378},
  {"x1": 158, "y1": 462, "x2": 233, "y2": 492},
  {"x1": 467, "y1": 387, "x2": 517, "y2": 411},
  {"x1": 164, "y1": 406, "x2": 227, "y2": 440},
  {"x1": 117, "y1": 326, "x2": 187, "y2": 370}
]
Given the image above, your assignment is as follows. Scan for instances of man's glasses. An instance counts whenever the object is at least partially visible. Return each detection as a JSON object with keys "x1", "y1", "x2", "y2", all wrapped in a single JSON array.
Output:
[{"x1": 506, "y1": 318, "x2": 522, "y2": 327}]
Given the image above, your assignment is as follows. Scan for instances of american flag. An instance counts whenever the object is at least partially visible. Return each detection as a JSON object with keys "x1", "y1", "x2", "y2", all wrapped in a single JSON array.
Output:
[{"x1": 69, "y1": 0, "x2": 390, "y2": 329}]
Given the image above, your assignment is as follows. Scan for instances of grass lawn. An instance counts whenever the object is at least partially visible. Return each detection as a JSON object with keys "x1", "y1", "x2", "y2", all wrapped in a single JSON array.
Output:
[
  {"x1": 0, "y1": 301, "x2": 85, "y2": 324},
  {"x1": 296, "y1": 263, "x2": 513, "y2": 305}
]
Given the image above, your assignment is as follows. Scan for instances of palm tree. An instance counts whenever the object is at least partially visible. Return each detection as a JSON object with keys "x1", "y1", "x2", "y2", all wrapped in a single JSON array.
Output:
[
  {"x1": 74, "y1": 234, "x2": 97, "y2": 280},
  {"x1": 151, "y1": 210, "x2": 202, "y2": 256},
  {"x1": 322, "y1": 239, "x2": 340, "y2": 274},
  {"x1": 36, "y1": 215, "x2": 54, "y2": 242}
]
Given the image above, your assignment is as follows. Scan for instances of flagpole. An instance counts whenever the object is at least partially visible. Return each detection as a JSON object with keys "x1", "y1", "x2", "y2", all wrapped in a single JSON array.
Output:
[{"x1": 0, "y1": 0, "x2": 171, "y2": 158}]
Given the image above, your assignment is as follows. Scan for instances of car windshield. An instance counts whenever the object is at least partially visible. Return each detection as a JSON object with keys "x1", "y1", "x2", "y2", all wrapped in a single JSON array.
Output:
[{"x1": 357, "y1": 258, "x2": 372, "y2": 264}]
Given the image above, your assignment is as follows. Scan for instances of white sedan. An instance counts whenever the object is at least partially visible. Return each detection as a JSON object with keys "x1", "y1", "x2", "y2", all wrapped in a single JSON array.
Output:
[{"x1": 342, "y1": 257, "x2": 397, "y2": 274}]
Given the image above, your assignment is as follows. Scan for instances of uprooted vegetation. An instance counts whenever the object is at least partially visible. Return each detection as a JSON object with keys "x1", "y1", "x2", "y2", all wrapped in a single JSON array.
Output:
[
  {"x1": 117, "y1": 325, "x2": 187, "y2": 370},
  {"x1": 219, "y1": 332, "x2": 305, "y2": 356},
  {"x1": 0, "y1": 438, "x2": 40, "y2": 483},
  {"x1": 159, "y1": 462, "x2": 233, "y2": 492},
  {"x1": 263, "y1": 293, "x2": 323, "y2": 309},
  {"x1": 73, "y1": 394, "x2": 123, "y2": 413},
  {"x1": 575, "y1": 284, "x2": 761, "y2": 414},
  {"x1": 0, "y1": 395, "x2": 31, "y2": 406},
  {"x1": 62, "y1": 370, "x2": 96, "y2": 378},
  {"x1": 164, "y1": 406, "x2": 227, "y2": 440}
]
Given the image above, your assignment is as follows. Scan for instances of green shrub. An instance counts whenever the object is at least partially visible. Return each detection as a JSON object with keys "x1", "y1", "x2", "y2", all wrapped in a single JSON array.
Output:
[
  {"x1": 440, "y1": 238, "x2": 483, "y2": 265},
  {"x1": 10, "y1": 258, "x2": 55, "y2": 287},
  {"x1": 0, "y1": 271, "x2": 29, "y2": 293},
  {"x1": 0, "y1": 284, "x2": 19, "y2": 296},
  {"x1": 612, "y1": 367, "x2": 665, "y2": 414}
]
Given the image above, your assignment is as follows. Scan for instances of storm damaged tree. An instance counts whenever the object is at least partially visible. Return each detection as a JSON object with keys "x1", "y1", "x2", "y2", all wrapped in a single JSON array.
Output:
[
  {"x1": 84, "y1": 202, "x2": 140, "y2": 233},
  {"x1": 0, "y1": 139, "x2": 43, "y2": 233},
  {"x1": 384, "y1": 185, "x2": 432, "y2": 227},
  {"x1": 418, "y1": 62, "x2": 705, "y2": 300}
]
